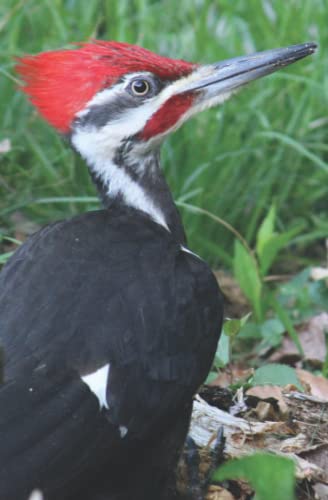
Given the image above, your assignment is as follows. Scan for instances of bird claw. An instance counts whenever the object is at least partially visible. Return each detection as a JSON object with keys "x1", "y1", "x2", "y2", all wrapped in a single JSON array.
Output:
[
  {"x1": 181, "y1": 427, "x2": 225, "y2": 500},
  {"x1": 209, "y1": 426, "x2": 225, "y2": 471}
]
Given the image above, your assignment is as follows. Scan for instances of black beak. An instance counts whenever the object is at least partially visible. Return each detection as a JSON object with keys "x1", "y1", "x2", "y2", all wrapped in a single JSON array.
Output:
[{"x1": 181, "y1": 42, "x2": 317, "y2": 98}]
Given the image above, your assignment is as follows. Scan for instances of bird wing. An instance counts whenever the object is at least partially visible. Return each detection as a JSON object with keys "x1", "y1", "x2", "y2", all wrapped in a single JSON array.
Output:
[
  {"x1": 0, "y1": 367, "x2": 123, "y2": 499},
  {"x1": 0, "y1": 208, "x2": 222, "y2": 436}
]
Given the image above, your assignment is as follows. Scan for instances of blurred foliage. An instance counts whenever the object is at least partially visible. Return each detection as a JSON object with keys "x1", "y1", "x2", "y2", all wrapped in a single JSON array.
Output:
[{"x1": 213, "y1": 453, "x2": 296, "y2": 500}]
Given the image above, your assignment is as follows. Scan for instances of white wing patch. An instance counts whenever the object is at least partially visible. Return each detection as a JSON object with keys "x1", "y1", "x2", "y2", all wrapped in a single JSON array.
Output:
[
  {"x1": 81, "y1": 364, "x2": 110, "y2": 409},
  {"x1": 28, "y1": 491, "x2": 44, "y2": 500},
  {"x1": 181, "y1": 245, "x2": 202, "y2": 260}
]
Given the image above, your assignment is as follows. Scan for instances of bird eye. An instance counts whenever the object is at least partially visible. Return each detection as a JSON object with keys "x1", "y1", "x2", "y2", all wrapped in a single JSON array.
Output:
[{"x1": 130, "y1": 79, "x2": 151, "y2": 96}]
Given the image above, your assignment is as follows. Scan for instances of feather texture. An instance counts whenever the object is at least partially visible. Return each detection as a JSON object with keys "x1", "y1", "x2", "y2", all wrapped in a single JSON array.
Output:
[{"x1": 0, "y1": 206, "x2": 222, "y2": 498}]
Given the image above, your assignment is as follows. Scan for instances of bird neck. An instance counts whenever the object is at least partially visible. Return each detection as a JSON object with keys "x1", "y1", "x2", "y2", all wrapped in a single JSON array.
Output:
[{"x1": 86, "y1": 145, "x2": 187, "y2": 244}]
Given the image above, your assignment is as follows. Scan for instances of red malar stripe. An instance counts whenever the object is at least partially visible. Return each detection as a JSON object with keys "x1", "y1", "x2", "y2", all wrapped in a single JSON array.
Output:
[{"x1": 141, "y1": 93, "x2": 195, "y2": 140}]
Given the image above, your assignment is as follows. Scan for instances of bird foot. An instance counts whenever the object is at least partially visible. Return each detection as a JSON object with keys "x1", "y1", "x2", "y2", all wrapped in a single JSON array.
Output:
[{"x1": 179, "y1": 427, "x2": 225, "y2": 500}]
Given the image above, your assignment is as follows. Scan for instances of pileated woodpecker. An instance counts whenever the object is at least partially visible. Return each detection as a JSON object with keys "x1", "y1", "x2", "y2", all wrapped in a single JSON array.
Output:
[{"x1": 0, "y1": 41, "x2": 316, "y2": 500}]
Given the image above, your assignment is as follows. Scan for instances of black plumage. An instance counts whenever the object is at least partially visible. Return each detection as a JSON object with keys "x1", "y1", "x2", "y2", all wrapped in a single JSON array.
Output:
[{"x1": 0, "y1": 205, "x2": 222, "y2": 499}]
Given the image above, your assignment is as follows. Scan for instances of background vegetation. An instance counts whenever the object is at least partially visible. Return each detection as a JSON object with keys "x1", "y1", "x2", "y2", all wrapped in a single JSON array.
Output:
[
  {"x1": 1, "y1": 2, "x2": 327, "y2": 497},
  {"x1": 1, "y1": 0, "x2": 327, "y2": 269}
]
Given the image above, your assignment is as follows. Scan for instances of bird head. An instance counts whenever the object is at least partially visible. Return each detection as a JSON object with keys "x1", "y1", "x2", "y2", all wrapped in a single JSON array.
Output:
[
  {"x1": 16, "y1": 40, "x2": 316, "y2": 162},
  {"x1": 16, "y1": 40, "x2": 317, "y2": 233}
]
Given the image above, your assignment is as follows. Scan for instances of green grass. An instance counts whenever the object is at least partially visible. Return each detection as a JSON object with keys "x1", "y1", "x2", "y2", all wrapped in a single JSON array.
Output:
[{"x1": 1, "y1": 0, "x2": 327, "y2": 267}]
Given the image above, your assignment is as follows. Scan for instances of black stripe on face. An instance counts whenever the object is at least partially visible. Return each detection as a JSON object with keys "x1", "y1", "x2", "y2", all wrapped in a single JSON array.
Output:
[
  {"x1": 74, "y1": 75, "x2": 166, "y2": 129},
  {"x1": 75, "y1": 93, "x2": 145, "y2": 128}
]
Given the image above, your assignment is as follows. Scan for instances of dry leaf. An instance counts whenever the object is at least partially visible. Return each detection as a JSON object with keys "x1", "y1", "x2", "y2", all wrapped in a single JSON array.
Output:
[
  {"x1": 296, "y1": 369, "x2": 328, "y2": 401},
  {"x1": 191, "y1": 396, "x2": 328, "y2": 483},
  {"x1": 301, "y1": 445, "x2": 328, "y2": 472},
  {"x1": 246, "y1": 385, "x2": 289, "y2": 418},
  {"x1": 269, "y1": 313, "x2": 328, "y2": 366},
  {"x1": 214, "y1": 270, "x2": 249, "y2": 318},
  {"x1": 207, "y1": 485, "x2": 235, "y2": 500},
  {"x1": 211, "y1": 365, "x2": 253, "y2": 388},
  {"x1": 313, "y1": 482, "x2": 328, "y2": 500}
]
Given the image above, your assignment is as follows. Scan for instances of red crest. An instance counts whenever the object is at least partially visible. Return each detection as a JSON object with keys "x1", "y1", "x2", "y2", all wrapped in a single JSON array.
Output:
[{"x1": 16, "y1": 41, "x2": 195, "y2": 133}]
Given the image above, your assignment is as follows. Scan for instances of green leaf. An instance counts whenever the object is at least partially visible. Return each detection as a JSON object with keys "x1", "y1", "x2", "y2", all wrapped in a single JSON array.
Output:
[
  {"x1": 271, "y1": 296, "x2": 304, "y2": 356},
  {"x1": 260, "y1": 318, "x2": 285, "y2": 348},
  {"x1": 238, "y1": 321, "x2": 262, "y2": 339},
  {"x1": 0, "y1": 251, "x2": 14, "y2": 265},
  {"x1": 258, "y1": 130, "x2": 328, "y2": 173},
  {"x1": 1, "y1": 236, "x2": 22, "y2": 246},
  {"x1": 277, "y1": 268, "x2": 328, "y2": 322},
  {"x1": 256, "y1": 204, "x2": 276, "y2": 260},
  {"x1": 233, "y1": 240, "x2": 262, "y2": 321},
  {"x1": 255, "y1": 206, "x2": 304, "y2": 277},
  {"x1": 224, "y1": 313, "x2": 252, "y2": 339},
  {"x1": 224, "y1": 319, "x2": 242, "y2": 337},
  {"x1": 258, "y1": 226, "x2": 303, "y2": 277},
  {"x1": 213, "y1": 453, "x2": 296, "y2": 500},
  {"x1": 214, "y1": 332, "x2": 230, "y2": 368},
  {"x1": 251, "y1": 363, "x2": 303, "y2": 391},
  {"x1": 205, "y1": 371, "x2": 218, "y2": 384}
]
